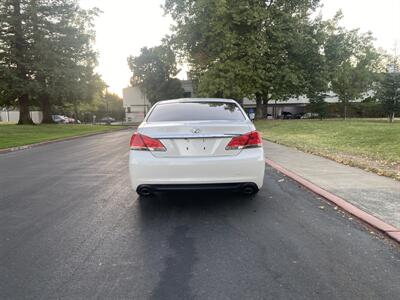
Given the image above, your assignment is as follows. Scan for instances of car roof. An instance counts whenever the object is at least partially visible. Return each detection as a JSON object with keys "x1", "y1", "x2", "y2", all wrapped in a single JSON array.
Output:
[{"x1": 155, "y1": 98, "x2": 237, "y2": 105}]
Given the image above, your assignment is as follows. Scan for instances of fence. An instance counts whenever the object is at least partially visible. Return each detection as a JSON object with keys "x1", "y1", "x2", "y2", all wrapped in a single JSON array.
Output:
[{"x1": 0, "y1": 110, "x2": 43, "y2": 124}]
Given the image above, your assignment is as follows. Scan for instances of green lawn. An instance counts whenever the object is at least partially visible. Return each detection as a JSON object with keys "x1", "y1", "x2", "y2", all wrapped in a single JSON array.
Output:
[
  {"x1": 256, "y1": 119, "x2": 400, "y2": 180},
  {"x1": 0, "y1": 124, "x2": 128, "y2": 149}
]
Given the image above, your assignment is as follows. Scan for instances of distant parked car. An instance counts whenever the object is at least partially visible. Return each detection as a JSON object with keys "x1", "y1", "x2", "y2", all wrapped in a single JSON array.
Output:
[
  {"x1": 52, "y1": 115, "x2": 67, "y2": 124},
  {"x1": 280, "y1": 111, "x2": 293, "y2": 119},
  {"x1": 301, "y1": 112, "x2": 319, "y2": 119},
  {"x1": 100, "y1": 117, "x2": 116, "y2": 124},
  {"x1": 52, "y1": 115, "x2": 81, "y2": 124},
  {"x1": 264, "y1": 113, "x2": 273, "y2": 120},
  {"x1": 293, "y1": 113, "x2": 304, "y2": 119}
]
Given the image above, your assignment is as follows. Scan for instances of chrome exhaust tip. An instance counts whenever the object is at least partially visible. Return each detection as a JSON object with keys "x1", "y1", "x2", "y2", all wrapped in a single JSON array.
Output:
[
  {"x1": 241, "y1": 183, "x2": 259, "y2": 195},
  {"x1": 137, "y1": 185, "x2": 153, "y2": 197}
]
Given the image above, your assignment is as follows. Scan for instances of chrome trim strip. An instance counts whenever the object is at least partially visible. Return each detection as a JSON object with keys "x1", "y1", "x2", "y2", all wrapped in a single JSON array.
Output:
[{"x1": 150, "y1": 134, "x2": 241, "y2": 139}]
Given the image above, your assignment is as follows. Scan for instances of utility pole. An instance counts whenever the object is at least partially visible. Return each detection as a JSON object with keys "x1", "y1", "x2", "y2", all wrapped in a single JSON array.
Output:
[
  {"x1": 389, "y1": 41, "x2": 399, "y2": 123},
  {"x1": 104, "y1": 85, "x2": 109, "y2": 116},
  {"x1": 394, "y1": 41, "x2": 398, "y2": 73}
]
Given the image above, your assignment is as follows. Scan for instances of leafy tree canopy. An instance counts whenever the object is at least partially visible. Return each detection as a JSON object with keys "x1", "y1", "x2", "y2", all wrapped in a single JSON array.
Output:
[
  {"x1": 324, "y1": 13, "x2": 381, "y2": 118},
  {"x1": 127, "y1": 45, "x2": 184, "y2": 105},
  {"x1": 0, "y1": 0, "x2": 101, "y2": 123},
  {"x1": 376, "y1": 69, "x2": 400, "y2": 123},
  {"x1": 164, "y1": 1, "x2": 381, "y2": 119},
  {"x1": 164, "y1": 0, "x2": 332, "y2": 117}
]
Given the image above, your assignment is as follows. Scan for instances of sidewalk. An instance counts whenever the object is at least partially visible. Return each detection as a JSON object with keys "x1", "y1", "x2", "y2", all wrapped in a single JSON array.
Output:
[{"x1": 263, "y1": 140, "x2": 400, "y2": 230}]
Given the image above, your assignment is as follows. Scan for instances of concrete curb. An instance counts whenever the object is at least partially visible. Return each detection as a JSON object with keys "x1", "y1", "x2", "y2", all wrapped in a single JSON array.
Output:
[
  {"x1": 0, "y1": 127, "x2": 133, "y2": 155},
  {"x1": 265, "y1": 158, "x2": 400, "y2": 244}
]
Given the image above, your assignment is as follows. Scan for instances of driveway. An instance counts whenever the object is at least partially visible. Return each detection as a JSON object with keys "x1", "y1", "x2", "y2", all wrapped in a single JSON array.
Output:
[{"x1": 0, "y1": 130, "x2": 399, "y2": 299}]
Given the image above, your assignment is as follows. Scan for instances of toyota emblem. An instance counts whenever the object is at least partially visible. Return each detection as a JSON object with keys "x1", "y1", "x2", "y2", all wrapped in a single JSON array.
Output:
[{"x1": 191, "y1": 128, "x2": 201, "y2": 134}]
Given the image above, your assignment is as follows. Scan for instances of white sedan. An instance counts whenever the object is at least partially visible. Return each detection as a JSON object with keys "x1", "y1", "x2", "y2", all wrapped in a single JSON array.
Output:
[{"x1": 129, "y1": 98, "x2": 265, "y2": 196}]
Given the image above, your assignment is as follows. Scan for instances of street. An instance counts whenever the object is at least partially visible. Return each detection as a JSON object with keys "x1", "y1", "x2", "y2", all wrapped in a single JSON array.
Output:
[{"x1": 0, "y1": 130, "x2": 399, "y2": 299}]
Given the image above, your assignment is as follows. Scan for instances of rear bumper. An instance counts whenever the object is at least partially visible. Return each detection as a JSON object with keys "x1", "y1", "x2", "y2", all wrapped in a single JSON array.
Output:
[
  {"x1": 137, "y1": 182, "x2": 257, "y2": 193},
  {"x1": 129, "y1": 149, "x2": 265, "y2": 191}
]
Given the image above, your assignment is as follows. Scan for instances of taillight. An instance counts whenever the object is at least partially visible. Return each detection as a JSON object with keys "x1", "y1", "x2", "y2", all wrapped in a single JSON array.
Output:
[
  {"x1": 130, "y1": 132, "x2": 166, "y2": 152},
  {"x1": 226, "y1": 131, "x2": 262, "y2": 150}
]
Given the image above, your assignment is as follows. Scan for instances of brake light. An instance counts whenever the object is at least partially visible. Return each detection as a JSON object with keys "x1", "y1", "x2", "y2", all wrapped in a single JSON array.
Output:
[
  {"x1": 226, "y1": 131, "x2": 262, "y2": 150},
  {"x1": 130, "y1": 132, "x2": 166, "y2": 152}
]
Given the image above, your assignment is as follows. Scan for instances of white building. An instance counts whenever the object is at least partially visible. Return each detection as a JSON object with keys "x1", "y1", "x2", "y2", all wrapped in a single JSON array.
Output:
[
  {"x1": 122, "y1": 80, "x2": 195, "y2": 123},
  {"x1": 122, "y1": 86, "x2": 150, "y2": 123},
  {"x1": 123, "y1": 80, "x2": 374, "y2": 122},
  {"x1": 242, "y1": 91, "x2": 374, "y2": 117},
  {"x1": 0, "y1": 109, "x2": 43, "y2": 124}
]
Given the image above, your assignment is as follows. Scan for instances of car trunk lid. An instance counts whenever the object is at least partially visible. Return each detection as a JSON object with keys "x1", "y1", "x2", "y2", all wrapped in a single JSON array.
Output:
[{"x1": 139, "y1": 121, "x2": 252, "y2": 157}]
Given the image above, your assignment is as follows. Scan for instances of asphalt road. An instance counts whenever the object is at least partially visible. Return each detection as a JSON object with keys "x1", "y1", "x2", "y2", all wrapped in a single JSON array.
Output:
[{"x1": 0, "y1": 130, "x2": 399, "y2": 300}]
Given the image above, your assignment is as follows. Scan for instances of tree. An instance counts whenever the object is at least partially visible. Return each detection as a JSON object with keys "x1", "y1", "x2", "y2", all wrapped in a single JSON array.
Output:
[
  {"x1": 164, "y1": 0, "x2": 328, "y2": 118},
  {"x1": 60, "y1": 73, "x2": 107, "y2": 121},
  {"x1": 254, "y1": 2, "x2": 330, "y2": 118},
  {"x1": 376, "y1": 70, "x2": 400, "y2": 123},
  {"x1": 79, "y1": 91, "x2": 124, "y2": 121},
  {"x1": 307, "y1": 94, "x2": 329, "y2": 119},
  {"x1": 104, "y1": 93, "x2": 124, "y2": 113},
  {"x1": 0, "y1": 0, "x2": 101, "y2": 124},
  {"x1": 165, "y1": 0, "x2": 268, "y2": 105},
  {"x1": 127, "y1": 45, "x2": 184, "y2": 105},
  {"x1": 0, "y1": 0, "x2": 35, "y2": 124},
  {"x1": 29, "y1": 0, "x2": 100, "y2": 123},
  {"x1": 325, "y1": 14, "x2": 381, "y2": 119}
]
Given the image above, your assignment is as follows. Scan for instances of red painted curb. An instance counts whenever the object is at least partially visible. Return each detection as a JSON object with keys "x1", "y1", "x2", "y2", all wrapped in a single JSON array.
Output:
[
  {"x1": 265, "y1": 158, "x2": 400, "y2": 244},
  {"x1": 0, "y1": 127, "x2": 133, "y2": 154}
]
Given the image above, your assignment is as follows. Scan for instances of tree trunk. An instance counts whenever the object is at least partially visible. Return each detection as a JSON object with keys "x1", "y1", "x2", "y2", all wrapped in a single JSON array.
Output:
[
  {"x1": 13, "y1": 0, "x2": 33, "y2": 125},
  {"x1": 236, "y1": 98, "x2": 244, "y2": 107},
  {"x1": 389, "y1": 112, "x2": 395, "y2": 123},
  {"x1": 73, "y1": 101, "x2": 79, "y2": 123},
  {"x1": 343, "y1": 100, "x2": 348, "y2": 120},
  {"x1": 17, "y1": 94, "x2": 34, "y2": 125},
  {"x1": 41, "y1": 94, "x2": 55, "y2": 124},
  {"x1": 255, "y1": 93, "x2": 263, "y2": 119},
  {"x1": 264, "y1": 99, "x2": 269, "y2": 118}
]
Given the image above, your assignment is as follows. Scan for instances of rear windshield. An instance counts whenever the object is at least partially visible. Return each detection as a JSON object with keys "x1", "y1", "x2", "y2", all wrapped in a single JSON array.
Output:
[{"x1": 147, "y1": 102, "x2": 246, "y2": 122}]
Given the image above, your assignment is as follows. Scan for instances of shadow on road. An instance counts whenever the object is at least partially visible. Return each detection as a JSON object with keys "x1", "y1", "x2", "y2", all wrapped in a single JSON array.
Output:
[
  {"x1": 137, "y1": 190, "x2": 257, "y2": 212},
  {"x1": 134, "y1": 190, "x2": 263, "y2": 300}
]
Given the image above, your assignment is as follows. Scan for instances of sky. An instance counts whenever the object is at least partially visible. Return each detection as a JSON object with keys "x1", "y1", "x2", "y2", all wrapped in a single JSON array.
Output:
[{"x1": 80, "y1": 0, "x2": 400, "y2": 96}]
